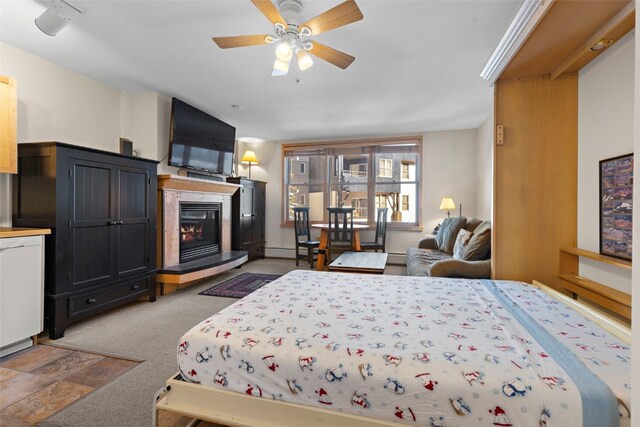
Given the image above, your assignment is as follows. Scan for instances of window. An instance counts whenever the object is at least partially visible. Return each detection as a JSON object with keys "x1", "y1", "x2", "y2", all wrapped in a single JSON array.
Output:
[
  {"x1": 401, "y1": 162, "x2": 409, "y2": 179},
  {"x1": 348, "y1": 163, "x2": 367, "y2": 177},
  {"x1": 283, "y1": 136, "x2": 422, "y2": 228},
  {"x1": 379, "y1": 159, "x2": 393, "y2": 178},
  {"x1": 351, "y1": 198, "x2": 367, "y2": 219}
]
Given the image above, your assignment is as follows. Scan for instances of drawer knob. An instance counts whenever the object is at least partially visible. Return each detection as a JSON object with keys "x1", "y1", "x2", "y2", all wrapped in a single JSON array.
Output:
[
  {"x1": 131, "y1": 284, "x2": 140, "y2": 290},
  {"x1": 87, "y1": 298, "x2": 96, "y2": 304}
]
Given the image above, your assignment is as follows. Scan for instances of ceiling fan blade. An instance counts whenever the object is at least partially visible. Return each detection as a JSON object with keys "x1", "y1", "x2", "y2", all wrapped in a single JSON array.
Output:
[
  {"x1": 308, "y1": 42, "x2": 355, "y2": 69},
  {"x1": 300, "y1": 0, "x2": 363, "y2": 36},
  {"x1": 251, "y1": 0, "x2": 286, "y2": 26},
  {"x1": 212, "y1": 35, "x2": 270, "y2": 49}
]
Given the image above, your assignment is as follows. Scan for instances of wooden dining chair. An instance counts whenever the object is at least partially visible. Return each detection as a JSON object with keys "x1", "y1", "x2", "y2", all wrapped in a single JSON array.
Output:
[
  {"x1": 326, "y1": 207, "x2": 355, "y2": 262},
  {"x1": 360, "y1": 208, "x2": 388, "y2": 253},
  {"x1": 293, "y1": 207, "x2": 319, "y2": 268}
]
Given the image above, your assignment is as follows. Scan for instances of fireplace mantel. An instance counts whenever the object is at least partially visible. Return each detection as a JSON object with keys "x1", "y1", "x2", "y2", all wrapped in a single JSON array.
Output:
[
  {"x1": 158, "y1": 174, "x2": 240, "y2": 194},
  {"x1": 156, "y1": 175, "x2": 246, "y2": 294}
]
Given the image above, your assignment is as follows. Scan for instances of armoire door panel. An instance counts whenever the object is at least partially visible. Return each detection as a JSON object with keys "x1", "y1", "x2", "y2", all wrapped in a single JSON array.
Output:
[
  {"x1": 71, "y1": 162, "x2": 113, "y2": 222},
  {"x1": 241, "y1": 187, "x2": 254, "y2": 215},
  {"x1": 69, "y1": 159, "x2": 115, "y2": 289},
  {"x1": 71, "y1": 226, "x2": 113, "y2": 289},
  {"x1": 115, "y1": 166, "x2": 150, "y2": 277},
  {"x1": 240, "y1": 217, "x2": 254, "y2": 245},
  {"x1": 118, "y1": 167, "x2": 149, "y2": 219},
  {"x1": 117, "y1": 223, "x2": 148, "y2": 277}
]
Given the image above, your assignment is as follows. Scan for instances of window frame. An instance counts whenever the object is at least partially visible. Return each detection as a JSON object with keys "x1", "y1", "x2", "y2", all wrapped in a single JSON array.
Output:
[
  {"x1": 378, "y1": 158, "x2": 393, "y2": 178},
  {"x1": 347, "y1": 163, "x2": 368, "y2": 178},
  {"x1": 401, "y1": 162, "x2": 410, "y2": 180},
  {"x1": 402, "y1": 194, "x2": 409, "y2": 211},
  {"x1": 282, "y1": 135, "x2": 423, "y2": 230}
]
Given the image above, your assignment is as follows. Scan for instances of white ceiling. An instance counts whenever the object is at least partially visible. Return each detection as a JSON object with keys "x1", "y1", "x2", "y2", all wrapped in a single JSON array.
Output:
[{"x1": 0, "y1": 0, "x2": 520, "y2": 141}]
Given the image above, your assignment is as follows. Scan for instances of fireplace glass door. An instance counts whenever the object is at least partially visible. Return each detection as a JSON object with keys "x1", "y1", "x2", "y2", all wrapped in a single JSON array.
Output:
[{"x1": 179, "y1": 203, "x2": 221, "y2": 263}]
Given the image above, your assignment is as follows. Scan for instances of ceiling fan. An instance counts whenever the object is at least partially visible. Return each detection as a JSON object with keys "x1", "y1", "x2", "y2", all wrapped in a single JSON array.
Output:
[{"x1": 213, "y1": 0, "x2": 363, "y2": 76}]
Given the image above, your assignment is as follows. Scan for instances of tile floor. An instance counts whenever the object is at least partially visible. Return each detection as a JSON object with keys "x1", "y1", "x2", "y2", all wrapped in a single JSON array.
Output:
[{"x1": 0, "y1": 344, "x2": 139, "y2": 426}]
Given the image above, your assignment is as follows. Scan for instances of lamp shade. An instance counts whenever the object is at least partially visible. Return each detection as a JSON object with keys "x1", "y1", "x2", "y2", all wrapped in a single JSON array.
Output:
[
  {"x1": 439, "y1": 197, "x2": 456, "y2": 211},
  {"x1": 297, "y1": 49, "x2": 313, "y2": 71},
  {"x1": 240, "y1": 151, "x2": 258, "y2": 164}
]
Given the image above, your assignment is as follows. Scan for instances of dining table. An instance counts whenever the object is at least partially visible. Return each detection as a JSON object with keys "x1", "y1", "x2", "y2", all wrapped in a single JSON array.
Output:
[{"x1": 311, "y1": 223, "x2": 370, "y2": 271}]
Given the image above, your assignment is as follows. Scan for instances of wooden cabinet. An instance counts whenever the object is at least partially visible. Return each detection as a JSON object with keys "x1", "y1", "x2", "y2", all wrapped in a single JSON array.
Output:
[
  {"x1": 0, "y1": 76, "x2": 17, "y2": 174},
  {"x1": 12, "y1": 142, "x2": 157, "y2": 339},
  {"x1": 227, "y1": 178, "x2": 266, "y2": 260}
]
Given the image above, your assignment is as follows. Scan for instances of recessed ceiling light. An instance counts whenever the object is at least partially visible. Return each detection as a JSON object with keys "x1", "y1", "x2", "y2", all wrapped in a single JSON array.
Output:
[
  {"x1": 590, "y1": 38, "x2": 614, "y2": 52},
  {"x1": 231, "y1": 105, "x2": 246, "y2": 111},
  {"x1": 237, "y1": 137, "x2": 265, "y2": 144}
]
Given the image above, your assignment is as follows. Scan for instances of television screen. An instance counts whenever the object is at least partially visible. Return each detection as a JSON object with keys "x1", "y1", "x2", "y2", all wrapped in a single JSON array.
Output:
[{"x1": 168, "y1": 98, "x2": 236, "y2": 175}]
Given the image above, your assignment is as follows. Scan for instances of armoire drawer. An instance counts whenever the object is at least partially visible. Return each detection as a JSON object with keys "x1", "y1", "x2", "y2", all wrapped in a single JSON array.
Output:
[{"x1": 68, "y1": 278, "x2": 149, "y2": 318}]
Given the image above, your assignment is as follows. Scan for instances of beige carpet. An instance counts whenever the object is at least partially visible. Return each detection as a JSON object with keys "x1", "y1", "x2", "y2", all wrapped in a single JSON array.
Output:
[{"x1": 37, "y1": 259, "x2": 405, "y2": 427}]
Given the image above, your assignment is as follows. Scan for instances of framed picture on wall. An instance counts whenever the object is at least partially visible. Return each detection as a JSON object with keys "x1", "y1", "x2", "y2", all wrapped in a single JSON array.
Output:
[{"x1": 600, "y1": 153, "x2": 633, "y2": 261}]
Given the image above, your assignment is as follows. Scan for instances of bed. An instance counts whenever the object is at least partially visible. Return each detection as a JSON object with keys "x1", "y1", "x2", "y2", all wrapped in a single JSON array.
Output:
[{"x1": 157, "y1": 270, "x2": 631, "y2": 427}]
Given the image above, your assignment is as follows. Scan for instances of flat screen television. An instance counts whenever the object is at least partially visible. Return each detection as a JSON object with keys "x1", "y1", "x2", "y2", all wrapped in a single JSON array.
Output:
[{"x1": 168, "y1": 98, "x2": 236, "y2": 176}]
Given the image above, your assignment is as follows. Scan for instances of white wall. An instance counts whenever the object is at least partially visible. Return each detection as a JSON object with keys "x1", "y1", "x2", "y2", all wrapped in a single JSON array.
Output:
[
  {"x1": 1, "y1": 42, "x2": 121, "y2": 151},
  {"x1": 239, "y1": 129, "x2": 480, "y2": 263},
  {"x1": 0, "y1": 42, "x2": 171, "y2": 226},
  {"x1": 577, "y1": 31, "x2": 635, "y2": 294},
  {"x1": 476, "y1": 113, "x2": 493, "y2": 220}
]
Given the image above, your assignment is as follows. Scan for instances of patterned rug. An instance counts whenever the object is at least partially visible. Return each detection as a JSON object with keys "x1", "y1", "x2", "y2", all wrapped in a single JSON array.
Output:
[{"x1": 198, "y1": 273, "x2": 281, "y2": 298}]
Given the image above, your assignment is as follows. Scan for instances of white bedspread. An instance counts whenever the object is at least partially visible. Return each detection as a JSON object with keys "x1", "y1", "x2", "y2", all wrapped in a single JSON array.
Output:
[{"x1": 177, "y1": 271, "x2": 630, "y2": 426}]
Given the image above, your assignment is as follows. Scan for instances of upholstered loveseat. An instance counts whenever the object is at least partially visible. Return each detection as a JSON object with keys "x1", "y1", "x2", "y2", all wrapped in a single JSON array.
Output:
[{"x1": 406, "y1": 217, "x2": 491, "y2": 278}]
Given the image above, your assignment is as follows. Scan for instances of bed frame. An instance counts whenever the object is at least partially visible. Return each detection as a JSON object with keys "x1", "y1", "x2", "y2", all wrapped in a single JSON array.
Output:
[{"x1": 154, "y1": 280, "x2": 631, "y2": 427}]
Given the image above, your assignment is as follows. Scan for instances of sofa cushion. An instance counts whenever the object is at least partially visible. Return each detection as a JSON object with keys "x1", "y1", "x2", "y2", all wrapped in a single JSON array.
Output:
[
  {"x1": 452, "y1": 229, "x2": 472, "y2": 260},
  {"x1": 427, "y1": 258, "x2": 492, "y2": 279},
  {"x1": 406, "y1": 247, "x2": 451, "y2": 276},
  {"x1": 465, "y1": 217, "x2": 483, "y2": 233},
  {"x1": 437, "y1": 217, "x2": 467, "y2": 255},
  {"x1": 463, "y1": 220, "x2": 491, "y2": 261}
]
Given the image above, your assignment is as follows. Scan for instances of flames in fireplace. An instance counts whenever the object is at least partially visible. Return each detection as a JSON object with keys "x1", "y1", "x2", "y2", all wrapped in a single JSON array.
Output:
[
  {"x1": 179, "y1": 203, "x2": 221, "y2": 263},
  {"x1": 181, "y1": 224, "x2": 204, "y2": 242}
]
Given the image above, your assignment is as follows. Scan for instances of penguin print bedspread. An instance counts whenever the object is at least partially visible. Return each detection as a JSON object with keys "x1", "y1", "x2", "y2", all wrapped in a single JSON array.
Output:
[{"x1": 177, "y1": 270, "x2": 631, "y2": 427}]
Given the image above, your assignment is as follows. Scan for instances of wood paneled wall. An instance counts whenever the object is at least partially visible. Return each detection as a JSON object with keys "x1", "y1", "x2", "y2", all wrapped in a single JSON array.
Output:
[{"x1": 493, "y1": 74, "x2": 579, "y2": 289}]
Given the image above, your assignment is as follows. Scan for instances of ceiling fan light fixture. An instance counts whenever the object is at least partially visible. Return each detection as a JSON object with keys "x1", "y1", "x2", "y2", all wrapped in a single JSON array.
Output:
[
  {"x1": 297, "y1": 49, "x2": 313, "y2": 71},
  {"x1": 299, "y1": 26, "x2": 312, "y2": 37},
  {"x1": 276, "y1": 40, "x2": 292, "y2": 61},
  {"x1": 272, "y1": 57, "x2": 291, "y2": 76}
]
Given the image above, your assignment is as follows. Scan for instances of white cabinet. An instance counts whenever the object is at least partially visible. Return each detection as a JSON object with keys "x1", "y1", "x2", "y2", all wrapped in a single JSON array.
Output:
[{"x1": 0, "y1": 234, "x2": 45, "y2": 356}]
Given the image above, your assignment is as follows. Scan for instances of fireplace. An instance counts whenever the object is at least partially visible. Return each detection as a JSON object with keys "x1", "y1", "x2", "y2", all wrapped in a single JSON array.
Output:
[{"x1": 179, "y1": 203, "x2": 221, "y2": 263}]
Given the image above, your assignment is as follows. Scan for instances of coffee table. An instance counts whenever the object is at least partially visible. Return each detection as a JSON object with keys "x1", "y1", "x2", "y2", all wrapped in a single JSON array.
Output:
[{"x1": 328, "y1": 251, "x2": 388, "y2": 274}]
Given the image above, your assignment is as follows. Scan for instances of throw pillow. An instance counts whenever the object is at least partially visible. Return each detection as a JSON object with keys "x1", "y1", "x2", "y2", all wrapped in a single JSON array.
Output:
[
  {"x1": 463, "y1": 220, "x2": 491, "y2": 261},
  {"x1": 437, "y1": 217, "x2": 467, "y2": 255},
  {"x1": 453, "y1": 229, "x2": 472, "y2": 260}
]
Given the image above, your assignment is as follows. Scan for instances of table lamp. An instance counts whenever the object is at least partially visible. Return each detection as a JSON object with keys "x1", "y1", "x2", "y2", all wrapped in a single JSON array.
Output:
[
  {"x1": 439, "y1": 197, "x2": 456, "y2": 218},
  {"x1": 240, "y1": 150, "x2": 258, "y2": 179}
]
